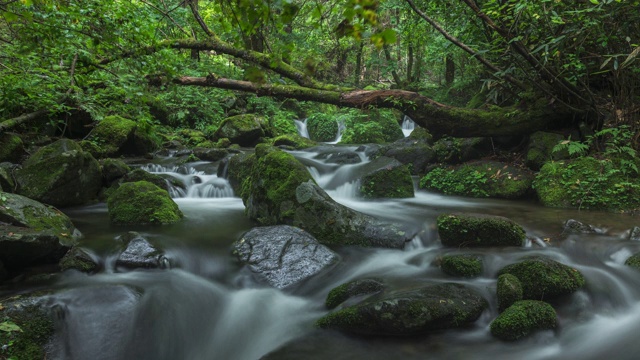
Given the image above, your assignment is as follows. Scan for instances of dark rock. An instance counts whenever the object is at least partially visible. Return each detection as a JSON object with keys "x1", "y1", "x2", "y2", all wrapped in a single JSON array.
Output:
[
  {"x1": 325, "y1": 278, "x2": 384, "y2": 309},
  {"x1": 86, "y1": 115, "x2": 159, "y2": 158},
  {"x1": 525, "y1": 132, "x2": 565, "y2": 170},
  {"x1": 213, "y1": 114, "x2": 266, "y2": 147},
  {"x1": 0, "y1": 164, "x2": 16, "y2": 192},
  {"x1": 314, "y1": 150, "x2": 362, "y2": 165},
  {"x1": 233, "y1": 225, "x2": 339, "y2": 289},
  {"x1": 122, "y1": 168, "x2": 169, "y2": 192},
  {"x1": 624, "y1": 252, "x2": 640, "y2": 270},
  {"x1": 440, "y1": 254, "x2": 483, "y2": 278},
  {"x1": 561, "y1": 219, "x2": 603, "y2": 237},
  {"x1": 358, "y1": 156, "x2": 414, "y2": 199},
  {"x1": 225, "y1": 152, "x2": 255, "y2": 197},
  {"x1": 316, "y1": 283, "x2": 488, "y2": 336},
  {"x1": 0, "y1": 293, "x2": 54, "y2": 359},
  {"x1": 116, "y1": 232, "x2": 168, "y2": 269},
  {"x1": 0, "y1": 133, "x2": 25, "y2": 163},
  {"x1": 193, "y1": 147, "x2": 229, "y2": 162},
  {"x1": 107, "y1": 181, "x2": 183, "y2": 225},
  {"x1": 490, "y1": 300, "x2": 557, "y2": 341},
  {"x1": 376, "y1": 137, "x2": 435, "y2": 175},
  {"x1": 437, "y1": 213, "x2": 526, "y2": 248},
  {"x1": 100, "y1": 158, "x2": 131, "y2": 184},
  {"x1": 15, "y1": 139, "x2": 102, "y2": 207},
  {"x1": 0, "y1": 192, "x2": 80, "y2": 271},
  {"x1": 497, "y1": 273, "x2": 523, "y2": 312},
  {"x1": 629, "y1": 226, "x2": 640, "y2": 241},
  {"x1": 498, "y1": 256, "x2": 585, "y2": 300},
  {"x1": 432, "y1": 137, "x2": 492, "y2": 164},
  {"x1": 59, "y1": 246, "x2": 98, "y2": 273}
]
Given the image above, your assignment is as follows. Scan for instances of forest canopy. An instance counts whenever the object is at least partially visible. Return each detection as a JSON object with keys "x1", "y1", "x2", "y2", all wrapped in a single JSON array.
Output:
[{"x1": 1, "y1": 0, "x2": 639, "y2": 139}]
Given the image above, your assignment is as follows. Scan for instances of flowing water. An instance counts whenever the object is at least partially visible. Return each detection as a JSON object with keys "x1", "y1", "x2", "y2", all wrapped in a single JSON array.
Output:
[
  {"x1": 5, "y1": 146, "x2": 640, "y2": 360},
  {"x1": 402, "y1": 115, "x2": 415, "y2": 137}
]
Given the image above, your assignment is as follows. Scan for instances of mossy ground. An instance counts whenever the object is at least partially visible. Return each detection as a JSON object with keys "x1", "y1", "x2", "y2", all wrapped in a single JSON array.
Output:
[
  {"x1": 107, "y1": 181, "x2": 183, "y2": 225},
  {"x1": 490, "y1": 300, "x2": 557, "y2": 341}
]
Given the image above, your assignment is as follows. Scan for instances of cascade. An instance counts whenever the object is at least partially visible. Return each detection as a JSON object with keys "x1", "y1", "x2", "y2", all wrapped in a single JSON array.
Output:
[
  {"x1": 140, "y1": 163, "x2": 234, "y2": 198},
  {"x1": 294, "y1": 119, "x2": 309, "y2": 138},
  {"x1": 401, "y1": 115, "x2": 415, "y2": 137}
]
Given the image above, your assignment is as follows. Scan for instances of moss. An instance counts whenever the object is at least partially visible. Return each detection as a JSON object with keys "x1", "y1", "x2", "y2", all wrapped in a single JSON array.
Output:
[
  {"x1": 497, "y1": 273, "x2": 523, "y2": 312},
  {"x1": 490, "y1": 300, "x2": 557, "y2": 341},
  {"x1": 89, "y1": 115, "x2": 137, "y2": 157},
  {"x1": 316, "y1": 306, "x2": 364, "y2": 329},
  {"x1": 107, "y1": 181, "x2": 183, "y2": 225},
  {"x1": 360, "y1": 163, "x2": 414, "y2": 199},
  {"x1": 325, "y1": 279, "x2": 384, "y2": 309},
  {"x1": 59, "y1": 247, "x2": 98, "y2": 273},
  {"x1": 525, "y1": 132, "x2": 565, "y2": 170},
  {"x1": 0, "y1": 133, "x2": 24, "y2": 163},
  {"x1": 420, "y1": 161, "x2": 533, "y2": 199},
  {"x1": 227, "y1": 152, "x2": 256, "y2": 198},
  {"x1": 100, "y1": 158, "x2": 131, "y2": 184},
  {"x1": 498, "y1": 256, "x2": 585, "y2": 300},
  {"x1": 533, "y1": 157, "x2": 640, "y2": 212},
  {"x1": 0, "y1": 302, "x2": 53, "y2": 359},
  {"x1": 178, "y1": 129, "x2": 207, "y2": 146},
  {"x1": 122, "y1": 168, "x2": 169, "y2": 191},
  {"x1": 437, "y1": 213, "x2": 526, "y2": 248},
  {"x1": 214, "y1": 114, "x2": 266, "y2": 146},
  {"x1": 306, "y1": 114, "x2": 339, "y2": 142},
  {"x1": 440, "y1": 254, "x2": 483, "y2": 278},
  {"x1": 624, "y1": 253, "x2": 640, "y2": 270},
  {"x1": 271, "y1": 133, "x2": 317, "y2": 149}
]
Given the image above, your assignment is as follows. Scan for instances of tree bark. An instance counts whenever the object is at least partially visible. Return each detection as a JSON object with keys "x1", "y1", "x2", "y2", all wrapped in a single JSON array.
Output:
[
  {"x1": 171, "y1": 75, "x2": 570, "y2": 138},
  {"x1": 0, "y1": 109, "x2": 48, "y2": 134}
]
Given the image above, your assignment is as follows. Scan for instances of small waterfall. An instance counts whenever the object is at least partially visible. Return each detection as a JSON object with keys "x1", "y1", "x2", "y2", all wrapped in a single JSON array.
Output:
[
  {"x1": 294, "y1": 119, "x2": 310, "y2": 139},
  {"x1": 401, "y1": 115, "x2": 415, "y2": 137},
  {"x1": 141, "y1": 164, "x2": 234, "y2": 199},
  {"x1": 326, "y1": 119, "x2": 346, "y2": 144}
]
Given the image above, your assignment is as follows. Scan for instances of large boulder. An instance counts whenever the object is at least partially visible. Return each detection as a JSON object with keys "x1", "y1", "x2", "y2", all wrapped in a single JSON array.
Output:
[
  {"x1": 490, "y1": 300, "x2": 557, "y2": 341},
  {"x1": 0, "y1": 133, "x2": 25, "y2": 163},
  {"x1": 224, "y1": 152, "x2": 255, "y2": 197},
  {"x1": 358, "y1": 156, "x2": 414, "y2": 199},
  {"x1": 0, "y1": 192, "x2": 80, "y2": 273},
  {"x1": 107, "y1": 181, "x2": 183, "y2": 225},
  {"x1": 420, "y1": 161, "x2": 534, "y2": 199},
  {"x1": 0, "y1": 294, "x2": 55, "y2": 359},
  {"x1": 324, "y1": 278, "x2": 384, "y2": 309},
  {"x1": 525, "y1": 131, "x2": 565, "y2": 170},
  {"x1": 100, "y1": 158, "x2": 131, "y2": 184},
  {"x1": 15, "y1": 139, "x2": 102, "y2": 207},
  {"x1": 232, "y1": 225, "x2": 339, "y2": 289},
  {"x1": 271, "y1": 134, "x2": 317, "y2": 150},
  {"x1": 85, "y1": 115, "x2": 158, "y2": 158},
  {"x1": 316, "y1": 283, "x2": 488, "y2": 336},
  {"x1": 437, "y1": 213, "x2": 526, "y2": 248},
  {"x1": 239, "y1": 145, "x2": 413, "y2": 248},
  {"x1": 213, "y1": 114, "x2": 266, "y2": 147},
  {"x1": 376, "y1": 137, "x2": 435, "y2": 175},
  {"x1": 497, "y1": 256, "x2": 585, "y2": 300}
]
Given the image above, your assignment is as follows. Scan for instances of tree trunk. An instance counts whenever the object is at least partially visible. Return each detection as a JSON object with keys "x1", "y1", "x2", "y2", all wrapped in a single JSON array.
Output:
[{"x1": 445, "y1": 54, "x2": 455, "y2": 84}]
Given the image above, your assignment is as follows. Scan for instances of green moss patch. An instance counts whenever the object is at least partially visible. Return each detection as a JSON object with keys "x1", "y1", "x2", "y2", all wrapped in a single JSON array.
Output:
[
  {"x1": 497, "y1": 273, "x2": 523, "y2": 312},
  {"x1": 107, "y1": 181, "x2": 183, "y2": 225},
  {"x1": 325, "y1": 279, "x2": 384, "y2": 309},
  {"x1": 490, "y1": 300, "x2": 557, "y2": 341},
  {"x1": 440, "y1": 254, "x2": 483, "y2": 278},
  {"x1": 437, "y1": 213, "x2": 525, "y2": 248}
]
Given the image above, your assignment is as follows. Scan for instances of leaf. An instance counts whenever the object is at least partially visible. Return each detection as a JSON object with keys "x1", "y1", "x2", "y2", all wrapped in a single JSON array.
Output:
[
  {"x1": 0, "y1": 321, "x2": 23, "y2": 333},
  {"x1": 621, "y1": 46, "x2": 640, "y2": 69},
  {"x1": 589, "y1": 0, "x2": 599, "y2": 4}
]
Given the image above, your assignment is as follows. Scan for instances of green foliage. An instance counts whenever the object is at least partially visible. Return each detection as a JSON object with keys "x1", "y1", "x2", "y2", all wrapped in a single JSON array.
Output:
[
  {"x1": 306, "y1": 113, "x2": 339, "y2": 142},
  {"x1": 339, "y1": 108, "x2": 403, "y2": 144},
  {"x1": 421, "y1": 167, "x2": 489, "y2": 197}
]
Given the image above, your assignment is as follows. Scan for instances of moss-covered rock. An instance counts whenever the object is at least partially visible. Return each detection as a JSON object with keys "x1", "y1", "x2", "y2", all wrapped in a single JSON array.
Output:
[
  {"x1": 306, "y1": 114, "x2": 339, "y2": 142},
  {"x1": 100, "y1": 158, "x2": 131, "y2": 184},
  {"x1": 525, "y1": 131, "x2": 565, "y2": 170},
  {"x1": 325, "y1": 279, "x2": 384, "y2": 309},
  {"x1": 498, "y1": 256, "x2": 585, "y2": 300},
  {"x1": 497, "y1": 273, "x2": 523, "y2": 312},
  {"x1": 376, "y1": 137, "x2": 435, "y2": 175},
  {"x1": 271, "y1": 133, "x2": 317, "y2": 149},
  {"x1": 193, "y1": 147, "x2": 229, "y2": 162},
  {"x1": 437, "y1": 213, "x2": 526, "y2": 248},
  {"x1": 0, "y1": 165, "x2": 15, "y2": 193},
  {"x1": 440, "y1": 254, "x2": 483, "y2": 278},
  {"x1": 0, "y1": 295, "x2": 54, "y2": 359},
  {"x1": 316, "y1": 283, "x2": 488, "y2": 336},
  {"x1": 59, "y1": 246, "x2": 98, "y2": 272},
  {"x1": 490, "y1": 300, "x2": 557, "y2": 341},
  {"x1": 624, "y1": 253, "x2": 640, "y2": 270},
  {"x1": 0, "y1": 191, "x2": 81, "y2": 271},
  {"x1": 225, "y1": 152, "x2": 256, "y2": 198},
  {"x1": 87, "y1": 115, "x2": 158, "y2": 158},
  {"x1": 0, "y1": 132, "x2": 25, "y2": 163},
  {"x1": 213, "y1": 114, "x2": 266, "y2": 147},
  {"x1": 420, "y1": 161, "x2": 534, "y2": 199},
  {"x1": 107, "y1": 181, "x2": 183, "y2": 225},
  {"x1": 533, "y1": 157, "x2": 640, "y2": 212},
  {"x1": 122, "y1": 168, "x2": 170, "y2": 191},
  {"x1": 432, "y1": 137, "x2": 492, "y2": 164},
  {"x1": 359, "y1": 157, "x2": 414, "y2": 199},
  {"x1": 15, "y1": 139, "x2": 102, "y2": 207},
  {"x1": 340, "y1": 109, "x2": 404, "y2": 145}
]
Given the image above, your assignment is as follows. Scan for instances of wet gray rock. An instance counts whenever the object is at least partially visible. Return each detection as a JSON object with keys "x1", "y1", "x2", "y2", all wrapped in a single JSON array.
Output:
[
  {"x1": 193, "y1": 147, "x2": 229, "y2": 162},
  {"x1": 325, "y1": 278, "x2": 384, "y2": 309},
  {"x1": 15, "y1": 139, "x2": 102, "y2": 207},
  {"x1": 629, "y1": 226, "x2": 640, "y2": 241},
  {"x1": 116, "y1": 232, "x2": 168, "y2": 270},
  {"x1": 357, "y1": 156, "x2": 414, "y2": 199},
  {"x1": 59, "y1": 246, "x2": 99, "y2": 273},
  {"x1": 314, "y1": 151, "x2": 362, "y2": 165},
  {"x1": 316, "y1": 283, "x2": 488, "y2": 336},
  {"x1": 561, "y1": 219, "x2": 603, "y2": 237},
  {"x1": 376, "y1": 137, "x2": 435, "y2": 175},
  {"x1": 0, "y1": 192, "x2": 80, "y2": 272},
  {"x1": 233, "y1": 225, "x2": 340, "y2": 289}
]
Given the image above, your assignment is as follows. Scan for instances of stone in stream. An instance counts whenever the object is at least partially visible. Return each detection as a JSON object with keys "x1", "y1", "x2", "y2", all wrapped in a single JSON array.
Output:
[
  {"x1": 437, "y1": 213, "x2": 526, "y2": 248},
  {"x1": 83, "y1": 115, "x2": 159, "y2": 158},
  {"x1": 15, "y1": 139, "x2": 103, "y2": 207},
  {"x1": 624, "y1": 252, "x2": 640, "y2": 270},
  {"x1": 115, "y1": 232, "x2": 169, "y2": 270},
  {"x1": 496, "y1": 273, "x2": 523, "y2": 312},
  {"x1": 107, "y1": 181, "x2": 183, "y2": 225},
  {"x1": 232, "y1": 145, "x2": 414, "y2": 248},
  {"x1": 213, "y1": 114, "x2": 267, "y2": 147},
  {"x1": 374, "y1": 136, "x2": 434, "y2": 175},
  {"x1": 59, "y1": 246, "x2": 99, "y2": 273},
  {"x1": 324, "y1": 278, "x2": 385, "y2": 309},
  {"x1": 357, "y1": 156, "x2": 414, "y2": 199},
  {"x1": 439, "y1": 254, "x2": 483, "y2": 278},
  {"x1": 497, "y1": 256, "x2": 585, "y2": 300},
  {"x1": 0, "y1": 293, "x2": 55, "y2": 359},
  {"x1": 233, "y1": 225, "x2": 339, "y2": 289},
  {"x1": 316, "y1": 283, "x2": 488, "y2": 336},
  {"x1": 560, "y1": 219, "x2": 604, "y2": 238},
  {"x1": 628, "y1": 226, "x2": 640, "y2": 242},
  {"x1": 0, "y1": 191, "x2": 81, "y2": 275},
  {"x1": 490, "y1": 300, "x2": 557, "y2": 341}
]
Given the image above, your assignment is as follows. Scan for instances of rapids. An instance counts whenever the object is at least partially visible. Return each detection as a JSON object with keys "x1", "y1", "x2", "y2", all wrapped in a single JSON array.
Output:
[{"x1": 5, "y1": 145, "x2": 640, "y2": 360}]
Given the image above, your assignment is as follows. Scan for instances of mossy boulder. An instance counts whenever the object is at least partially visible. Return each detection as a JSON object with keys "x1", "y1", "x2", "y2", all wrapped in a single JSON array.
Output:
[
  {"x1": 193, "y1": 147, "x2": 229, "y2": 162},
  {"x1": 432, "y1": 137, "x2": 492, "y2": 164},
  {"x1": 533, "y1": 157, "x2": 640, "y2": 211},
  {"x1": 15, "y1": 139, "x2": 102, "y2": 207},
  {"x1": 376, "y1": 137, "x2": 435, "y2": 175},
  {"x1": 440, "y1": 254, "x2": 483, "y2": 278},
  {"x1": 316, "y1": 283, "x2": 488, "y2": 336},
  {"x1": 420, "y1": 161, "x2": 534, "y2": 199},
  {"x1": 498, "y1": 256, "x2": 585, "y2": 300},
  {"x1": 490, "y1": 300, "x2": 557, "y2": 341},
  {"x1": 0, "y1": 294, "x2": 54, "y2": 359},
  {"x1": 271, "y1": 133, "x2": 317, "y2": 149},
  {"x1": 241, "y1": 145, "x2": 413, "y2": 248},
  {"x1": 0, "y1": 191, "x2": 81, "y2": 272},
  {"x1": 107, "y1": 181, "x2": 183, "y2": 225},
  {"x1": 87, "y1": 115, "x2": 158, "y2": 158},
  {"x1": 213, "y1": 114, "x2": 266, "y2": 147},
  {"x1": 122, "y1": 168, "x2": 170, "y2": 191},
  {"x1": 0, "y1": 165, "x2": 16, "y2": 193},
  {"x1": 437, "y1": 213, "x2": 526, "y2": 248},
  {"x1": 497, "y1": 273, "x2": 523, "y2": 312},
  {"x1": 525, "y1": 131, "x2": 565, "y2": 170},
  {"x1": 624, "y1": 253, "x2": 640, "y2": 270},
  {"x1": 306, "y1": 114, "x2": 339, "y2": 142},
  {"x1": 59, "y1": 246, "x2": 98, "y2": 273},
  {"x1": 325, "y1": 279, "x2": 385, "y2": 309},
  {"x1": 0, "y1": 132, "x2": 25, "y2": 163},
  {"x1": 100, "y1": 158, "x2": 131, "y2": 184},
  {"x1": 225, "y1": 152, "x2": 256, "y2": 197},
  {"x1": 359, "y1": 157, "x2": 414, "y2": 199},
  {"x1": 233, "y1": 225, "x2": 340, "y2": 289}
]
